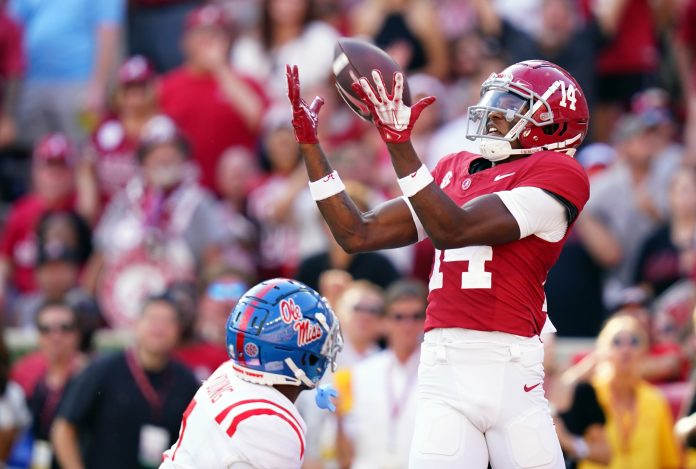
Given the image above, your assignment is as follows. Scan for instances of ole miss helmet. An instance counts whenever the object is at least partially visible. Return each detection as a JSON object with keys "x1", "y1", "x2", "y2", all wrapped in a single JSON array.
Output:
[
  {"x1": 466, "y1": 60, "x2": 589, "y2": 161},
  {"x1": 226, "y1": 278, "x2": 343, "y2": 388}
]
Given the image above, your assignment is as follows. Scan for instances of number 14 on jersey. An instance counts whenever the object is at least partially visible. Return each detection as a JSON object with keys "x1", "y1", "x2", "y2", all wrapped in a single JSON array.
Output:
[{"x1": 428, "y1": 246, "x2": 493, "y2": 291}]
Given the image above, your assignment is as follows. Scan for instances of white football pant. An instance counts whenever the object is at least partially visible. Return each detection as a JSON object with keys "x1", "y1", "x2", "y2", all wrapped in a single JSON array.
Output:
[{"x1": 409, "y1": 328, "x2": 564, "y2": 469}]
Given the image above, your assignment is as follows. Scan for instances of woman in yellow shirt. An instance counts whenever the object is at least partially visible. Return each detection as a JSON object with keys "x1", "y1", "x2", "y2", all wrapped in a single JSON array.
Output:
[{"x1": 580, "y1": 314, "x2": 681, "y2": 469}]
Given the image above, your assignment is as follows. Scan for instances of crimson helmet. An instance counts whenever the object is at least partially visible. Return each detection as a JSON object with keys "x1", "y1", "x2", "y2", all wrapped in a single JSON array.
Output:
[{"x1": 466, "y1": 60, "x2": 589, "y2": 162}]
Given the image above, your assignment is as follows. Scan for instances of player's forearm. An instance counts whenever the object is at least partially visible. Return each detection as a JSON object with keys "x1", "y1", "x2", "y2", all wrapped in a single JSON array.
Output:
[
  {"x1": 386, "y1": 142, "x2": 518, "y2": 249},
  {"x1": 299, "y1": 143, "x2": 370, "y2": 252},
  {"x1": 51, "y1": 419, "x2": 86, "y2": 469}
]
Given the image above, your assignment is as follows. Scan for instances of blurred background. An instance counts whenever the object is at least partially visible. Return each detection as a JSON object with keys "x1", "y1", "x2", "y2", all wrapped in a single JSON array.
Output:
[{"x1": 1, "y1": 0, "x2": 696, "y2": 467}]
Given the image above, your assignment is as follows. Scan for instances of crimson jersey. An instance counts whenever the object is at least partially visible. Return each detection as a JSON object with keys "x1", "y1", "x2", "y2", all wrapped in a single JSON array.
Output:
[{"x1": 425, "y1": 151, "x2": 589, "y2": 337}]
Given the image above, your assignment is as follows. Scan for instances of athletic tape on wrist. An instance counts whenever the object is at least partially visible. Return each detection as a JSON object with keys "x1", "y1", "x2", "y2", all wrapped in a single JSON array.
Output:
[
  {"x1": 309, "y1": 171, "x2": 345, "y2": 201},
  {"x1": 398, "y1": 164, "x2": 434, "y2": 198}
]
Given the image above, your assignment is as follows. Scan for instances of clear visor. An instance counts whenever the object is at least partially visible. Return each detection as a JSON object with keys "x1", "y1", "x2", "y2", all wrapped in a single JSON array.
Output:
[{"x1": 466, "y1": 90, "x2": 530, "y2": 142}]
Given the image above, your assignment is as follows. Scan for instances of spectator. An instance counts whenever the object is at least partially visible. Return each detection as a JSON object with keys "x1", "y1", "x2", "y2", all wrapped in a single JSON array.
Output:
[
  {"x1": 0, "y1": 134, "x2": 82, "y2": 308},
  {"x1": 8, "y1": 0, "x2": 123, "y2": 144},
  {"x1": 51, "y1": 293, "x2": 198, "y2": 469},
  {"x1": 87, "y1": 115, "x2": 228, "y2": 327},
  {"x1": 675, "y1": 0, "x2": 696, "y2": 154},
  {"x1": 471, "y1": 0, "x2": 603, "y2": 111},
  {"x1": 215, "y1": 146, "x2": 260, "y2": 280},
  {"x1": 633, "y1": 167, "x2": 696, "y2": 298},
  {"x1": 230, "y1": 0, "x2": 340, "y2": 100},
  {"x1": 349, "y1": 0, "x2": 448, "y2": 79},
  {"x1": 295, "y1": 182, "x2": 401, "y2": 291},
  {"x1": 160, "y1": 4, "x2": 266, "y2": 191},
  {"x1": 581, "y1": 114, "x2": 673, "y2": 307},
  {"x1": 13, "y1": 239, "x2": 98, "y2": 330},
  {"x1": 543, "y1": 334, "x2": 611, "y2": 468},
  {"x1": 175, "y1": 269, "x2": 248, "y2": 380},
  {"x1": 0, "y1": 326, "x2": 30, "y2": 463},
  {"x1": 26, "y1": 302, "x2": 86, "y2": 468},
  {"x1": 583, "y1": 0, "x2": 664, "y2": 142},
  {"x1": 583, "y1": 314, "x2": 680, "y2": 469},
  {"x1": 339, "y1": 279, "x2": 426, "y2": 469},
  {"x1": 127, "y1": 0, "x2": 201, "y2": 73},
  {"x1": 82, "y1": 55, "x2": 159, "y2": 208},
  {"x1": 0, "y1": 0, "x2": 23, "y2": 149},
  {"x1": 247, "y1": 111, "x2": 313, "y2": 279}
]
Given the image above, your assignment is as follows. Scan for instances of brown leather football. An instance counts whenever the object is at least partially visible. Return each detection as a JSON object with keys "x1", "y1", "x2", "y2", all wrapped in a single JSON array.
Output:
[{"x1": 332, "y1": 38, "x2": 411, "y2": 121}]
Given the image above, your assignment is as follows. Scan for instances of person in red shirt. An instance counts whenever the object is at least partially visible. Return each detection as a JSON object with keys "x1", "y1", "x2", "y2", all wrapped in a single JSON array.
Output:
[
  {"x1": 675, "y1": 0, "x2": 696, "y2": 156},
  {"x1": 288, "y1": 59, "x2": 590, "y2": 468},
  {"x1": 582, "y1": 0, "x2": 664, "y2": 142},
  {"x1": 159, "y1": 4, "x2": 266, "y2": 192},
  {"x1": 0, "y1": 134, "x2": 80, "y2": 313},
  {"x1": 82, "y1": 55, "x2": 158, "y2": 214},
  {"x1": 0, "y1": 1, "x2": 23, "y2": 148}
]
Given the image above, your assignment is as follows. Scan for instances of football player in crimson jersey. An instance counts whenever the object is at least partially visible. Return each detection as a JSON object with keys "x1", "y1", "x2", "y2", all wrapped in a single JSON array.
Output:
[
  {"x1": 286, "y1": 60, "x2": 590, "y2": 469},
  {"x1": 161, "y1": 278, "x2": 343, "y2": 469}
]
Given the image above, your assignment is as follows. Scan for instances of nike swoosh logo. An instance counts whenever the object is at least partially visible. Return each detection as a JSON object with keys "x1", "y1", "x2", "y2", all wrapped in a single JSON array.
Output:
[
  {"x1": 494, "y1": 172, "x2": 515, "y2": 181},
  {"x1": 524, "y1": 383, "x2": 541, "y2": 392}
]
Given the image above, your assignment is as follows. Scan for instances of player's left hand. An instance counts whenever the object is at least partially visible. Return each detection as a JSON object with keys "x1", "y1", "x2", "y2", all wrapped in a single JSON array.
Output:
[
  {"x1": 286, "y1": 64, "x2": 324, "y2": 144},
  {"x1": 351, "y1": 70, "x2": 435, "y2": 144},
  {"x1": 315, "y1": 383, "x2": 338, "y2": 413}
]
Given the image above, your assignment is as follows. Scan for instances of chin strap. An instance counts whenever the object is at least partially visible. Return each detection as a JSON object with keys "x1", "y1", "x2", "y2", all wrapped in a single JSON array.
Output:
[
  {"x1": 480, "y1": 132, "x2": 582, "y2": 161},
  {"x1": 285, "y1": 358, "x2": 316, "y2": 388}
]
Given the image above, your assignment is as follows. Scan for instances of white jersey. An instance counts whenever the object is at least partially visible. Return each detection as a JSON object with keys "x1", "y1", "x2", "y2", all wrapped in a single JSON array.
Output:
[{"x1": 160, "y1": 361, "x2": 307, "y2": 469}]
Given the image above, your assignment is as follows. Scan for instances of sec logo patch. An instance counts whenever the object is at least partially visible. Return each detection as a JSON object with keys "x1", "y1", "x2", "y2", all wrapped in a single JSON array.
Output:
[
  {"x1": 461, "y1": 178, "x2": 472, "y2": 190},
  {"x1": 245, "y1": 342, "x2": 259, "y2": 358}
]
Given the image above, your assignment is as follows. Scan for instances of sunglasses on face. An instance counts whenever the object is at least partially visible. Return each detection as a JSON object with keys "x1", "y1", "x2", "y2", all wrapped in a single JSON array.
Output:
[
  {"x1": 389, "y1": 312, "x2": 426, "y2": 322},
  {"x1": 611, "y1": 334, "x2": 641, "y2": 348},
  {"x1": 352, "y1": 304, "x2": 383, "y2": 315},
  {"x1": 38, "y1": 322, "x2": 76, "y2": 335}
]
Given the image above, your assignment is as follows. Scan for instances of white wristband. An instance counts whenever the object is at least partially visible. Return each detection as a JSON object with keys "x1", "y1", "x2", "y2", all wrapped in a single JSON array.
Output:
[
  {"x1": 398, "y1": 164, "x2": 434, "y2": 198},
  {"x1": 573, "y1": 436, "x2": 589, "y2": 460},
  {"x1": 309, "y1": 171, "x2": 346, "y2": 201}
]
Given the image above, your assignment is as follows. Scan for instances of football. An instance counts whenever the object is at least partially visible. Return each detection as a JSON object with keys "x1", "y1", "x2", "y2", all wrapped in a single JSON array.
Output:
[{"x1": 332, "y1": 38, "x2": 411, "y2": 121}]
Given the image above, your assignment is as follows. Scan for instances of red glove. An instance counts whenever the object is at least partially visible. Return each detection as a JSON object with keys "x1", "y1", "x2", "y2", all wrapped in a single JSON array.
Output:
[
  {"x1": 351, "y1": 70, "x2": 435, "y2": 144},
  {"x1": 286, "y1": 64, "x2": 324, "y2": 144}
]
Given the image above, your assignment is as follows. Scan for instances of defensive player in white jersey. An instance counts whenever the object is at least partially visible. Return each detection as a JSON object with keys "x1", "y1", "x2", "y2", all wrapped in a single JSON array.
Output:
[
  {"x1": 160, "y1": 278, "x2": 343, "y2": 469},
  {"x1": 287, "y1": 59, "x2": 590, "y2": 469}
]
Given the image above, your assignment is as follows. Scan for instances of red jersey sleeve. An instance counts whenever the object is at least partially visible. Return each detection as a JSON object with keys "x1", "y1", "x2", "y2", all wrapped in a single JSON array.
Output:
[{"x1": 514, "y1": 152, "x2": 590, "y2": 215}]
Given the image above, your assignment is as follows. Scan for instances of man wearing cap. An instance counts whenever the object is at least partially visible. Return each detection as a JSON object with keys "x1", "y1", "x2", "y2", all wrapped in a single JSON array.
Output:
[
  {"x1": 159, "y1": 4, "x2": 266, "y2": 192},
  {"x1": 580, "y1": 113, "x2": 679, "y2": 307},
  {"x1": 0, "y1": 133, "x2": 84, "y2": 314},
  {"x1": 82, "y1": 56, "x2": 159, "y2": 208},
  {"x1": 87, "y1": 115, "x2": 229, "y2": 327}
]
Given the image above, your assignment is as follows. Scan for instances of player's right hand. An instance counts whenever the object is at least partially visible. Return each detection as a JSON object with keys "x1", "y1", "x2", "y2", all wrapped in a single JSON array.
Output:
[
  {"x1": 286, "y1": 64, "x2": 324, "y2": 144},
  {"x1": 351, "y1": 70, "x2": 435, "y2": 144}
]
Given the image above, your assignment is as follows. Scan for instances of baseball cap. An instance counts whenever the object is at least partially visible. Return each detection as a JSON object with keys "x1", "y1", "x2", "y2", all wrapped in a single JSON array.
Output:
[
  {"x1": 185, "y1": 5, "x2": 229, "y2": 31},
  {"x1": 137, "y1": 115, "x2": 189, "y2": 161},
  {"x1": 33, "y1": 133, "x2": 75, "y2": 166},
  {"x1": 576, "y1": 143, "x2": 616, "y2": 172},
  {"x1": 118, "y1": 55, "x2": 155, "y2": 86}
]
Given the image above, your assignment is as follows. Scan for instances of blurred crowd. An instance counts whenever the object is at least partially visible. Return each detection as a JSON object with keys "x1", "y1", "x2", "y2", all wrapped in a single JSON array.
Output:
[{"x1": 1, "y1": 0, "x2": 696, "y2": 467}]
